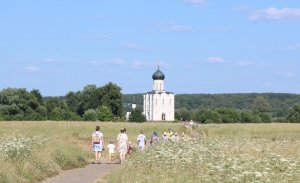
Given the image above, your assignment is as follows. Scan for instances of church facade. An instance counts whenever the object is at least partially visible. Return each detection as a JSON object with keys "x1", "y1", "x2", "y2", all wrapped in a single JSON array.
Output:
[{"x1": 143, "y1": 67, "x2": 175, "y2": 121}]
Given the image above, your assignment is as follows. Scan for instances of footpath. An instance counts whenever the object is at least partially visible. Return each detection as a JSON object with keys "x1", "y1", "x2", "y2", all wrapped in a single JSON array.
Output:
[{"x1": 41, "y1": 163, "x2": 118, "y2": 183}]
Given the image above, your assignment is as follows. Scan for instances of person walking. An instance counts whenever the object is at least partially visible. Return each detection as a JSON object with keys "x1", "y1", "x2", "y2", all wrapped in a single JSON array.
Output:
[
  {"x1": 107, "y1": 140, "x2": 116, "y2": 163},
  {"x1": 117, "y1": 128, "x2": 128, "y2": 164},
  {"x1": 137, "y1": 130, "x2": 146, "y2": 152},
  {"x1": 150, "y1": 131, "x2": 159, "y2": 145},
  {"x1": 91, "y1": 126, "x2": 104, "y2": 164}
]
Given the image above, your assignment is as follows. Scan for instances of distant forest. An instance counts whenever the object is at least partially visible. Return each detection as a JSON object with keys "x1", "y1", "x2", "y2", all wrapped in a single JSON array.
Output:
[
  {"x1": 123, "y1": 93, "x2": 300, "y2": 120},
  {"x1": 1, "y1": 84, "x2": 300, "y2": 123}
]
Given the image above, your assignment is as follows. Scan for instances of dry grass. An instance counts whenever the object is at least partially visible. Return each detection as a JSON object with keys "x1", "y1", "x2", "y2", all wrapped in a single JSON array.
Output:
[
  {"x1": 103, "y1": 123, "x2": 300, "y2": 183},
  {"x1": 0, "y1": 121, "x2": 186, "y2": 183}
]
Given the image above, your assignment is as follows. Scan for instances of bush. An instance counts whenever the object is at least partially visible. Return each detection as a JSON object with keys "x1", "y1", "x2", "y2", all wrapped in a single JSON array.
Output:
[
  {"x1": 129, "y1": 108, "x2": 146, "y2": 122},
  {"x1": 215, "y1": 108, "x2": 240, "y2": 123},
  {"x1": 97, "y1": 106, "x2": 113, "y2": 121},
  {"x1": 82, "y1": 109, "x2": 98, "y2": 121}
]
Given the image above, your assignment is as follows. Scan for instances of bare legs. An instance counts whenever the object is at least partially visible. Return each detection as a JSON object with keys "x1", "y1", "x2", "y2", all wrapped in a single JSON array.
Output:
[
  {"x1": 94, "y1": 152, "x2": 101, "y2": 163},
  {"x1": 120, "y1": 153, "x2": 126, "y2": 163}
]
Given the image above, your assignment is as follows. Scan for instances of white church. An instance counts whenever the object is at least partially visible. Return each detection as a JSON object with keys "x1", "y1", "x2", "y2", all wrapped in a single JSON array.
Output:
[{"x1": 143, "y1": 66, "x2": 175, "y2": 121}]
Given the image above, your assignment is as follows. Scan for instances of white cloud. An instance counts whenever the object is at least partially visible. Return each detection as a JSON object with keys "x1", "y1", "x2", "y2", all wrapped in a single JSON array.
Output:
[
  {"x1": 207, "y1": 57, "x2": 225, "y2": 63},
  {"x1": 250, "y1": 7, "x2": 300, "y2": 21},
  {"x1": 168, "y1": 24, "x2": 193, "y2": 32},
  {"x1": 124, "y1": 43, "x2": 151, "y2": 52},
  {"x1": 185, "y1": 0, "x2": 206, "y2": 6},
  {"x1": 24, "y1": 66, "x2": 41, "y2": 73}
]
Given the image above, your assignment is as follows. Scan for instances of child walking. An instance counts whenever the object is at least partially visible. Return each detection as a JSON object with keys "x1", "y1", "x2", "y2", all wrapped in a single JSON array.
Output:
[{"x1": 107, "y1": 140, "x2": 116, "y2": 163}]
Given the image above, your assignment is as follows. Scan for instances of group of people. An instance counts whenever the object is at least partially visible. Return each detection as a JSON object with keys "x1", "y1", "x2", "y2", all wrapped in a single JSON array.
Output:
[
  {"x1": 91, "y1": 126, "x2": 191, "y2": 164},
  {"x1": 91, "y1": 126, "x2": 138, "y2": 164}
]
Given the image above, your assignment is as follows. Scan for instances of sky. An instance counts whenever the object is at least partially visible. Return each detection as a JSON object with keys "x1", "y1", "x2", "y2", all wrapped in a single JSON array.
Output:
[{"x1": 1, "y1": 0, "x2": 300, "y2": 96}]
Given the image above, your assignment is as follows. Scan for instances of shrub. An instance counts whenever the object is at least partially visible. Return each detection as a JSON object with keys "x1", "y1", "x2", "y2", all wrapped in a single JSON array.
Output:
[{"x1": 82, "y1": 109, "x2": 98, "y2": 121}]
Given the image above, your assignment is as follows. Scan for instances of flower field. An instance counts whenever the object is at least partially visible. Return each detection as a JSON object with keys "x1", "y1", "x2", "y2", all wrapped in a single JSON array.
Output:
[
  {"x1": 0, "y1": 121, "x2": 186, "y2": 183},
  {"x1": 104, "y1": 123, "x2": 300, "y2": 183}
]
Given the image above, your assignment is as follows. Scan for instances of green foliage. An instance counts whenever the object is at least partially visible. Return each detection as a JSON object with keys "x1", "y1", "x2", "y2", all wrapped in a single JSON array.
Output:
[
  {"x1": 194, "y1": 108, "x2": 222, "y2": 124},
  {"x1": 52, "y1": 146, "x2": 87, "y2": 170},
  {"x1": 252, "y1": 96, "x2": 271, "y2": 114},
  {"x1": 65, "y1": 91, "x2": 84, "y2": 116},
  {"x1": 65, "y1": 83, "x2": 123, "y2": 119},
  {"x1": 175, "y1": 107, "x2": 193, "y2": 121},
  {"x1": 287, "y1": 103, "x2": 300, "y2": 123},
  {"x1": 0, "y1": 88, "x2": 46, "y2": 120},
  {"x1": 240, "y1": 111, "x2": 254, "y2": 123},
  {"x1": 97, "y1": 106, "x2": 113, "y2": 121},
  {"x1": 45, "y1": 97, "x2": 66, "y2": 115},
  {"x1": 124, "y1": 93, "x2": 300, "y2": 119},
  {"x1": 215, "y1": 108, "x2": 240, "y2": 123},
  {"x1": 129, "y1": 108, "x2": 146, "y2": 122},
  {"x1": 82, "y1": 109, "x2": 98, "y2": 121},
  {"x1": 100, "y1": 82, "x2": 123, "y2": 117}
]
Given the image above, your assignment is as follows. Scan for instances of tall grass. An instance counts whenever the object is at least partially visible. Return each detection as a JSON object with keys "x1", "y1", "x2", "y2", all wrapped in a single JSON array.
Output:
[
  {"x1": 103, "y1": 123, "x2": 300, "y2": 183},
  {"x1": 0, "y1": 121, "x2": 185, "y2": 183}
]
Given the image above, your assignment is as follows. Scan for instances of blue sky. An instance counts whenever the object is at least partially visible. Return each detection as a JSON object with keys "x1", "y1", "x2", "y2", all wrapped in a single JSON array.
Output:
[{"x1": 1, "y1": 0, "x2": 300, "y2": 96}]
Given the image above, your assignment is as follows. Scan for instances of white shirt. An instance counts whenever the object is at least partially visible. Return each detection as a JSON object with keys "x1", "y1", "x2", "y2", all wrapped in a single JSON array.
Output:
[
  {"x1": 107, "y1": 144, "x2": 116, "y2": 153},
  {"x1": 137, "y1": 134, "x2": 146, "y2": 146}
]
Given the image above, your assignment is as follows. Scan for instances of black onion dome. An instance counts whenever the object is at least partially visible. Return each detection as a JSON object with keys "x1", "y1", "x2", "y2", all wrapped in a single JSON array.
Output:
[{"x1": 152, "y1": 67, "x2": 165, "y2": 80}]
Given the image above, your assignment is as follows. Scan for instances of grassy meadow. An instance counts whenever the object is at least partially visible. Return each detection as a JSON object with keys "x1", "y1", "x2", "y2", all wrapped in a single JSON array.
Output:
[
  {"x1": 102, "y1": 123, "x2": 300, "y2": 183},
  {"x1": 0, "y1": 122, "x2": 300, "y2": 183},
  {"x1": 0, "y1": 121, "x2": 187, "y2": 183}
]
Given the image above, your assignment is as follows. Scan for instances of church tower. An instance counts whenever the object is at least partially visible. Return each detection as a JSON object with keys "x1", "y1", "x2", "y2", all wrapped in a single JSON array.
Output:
[{"x1": 143, "y1": 66, "x2": 175, "y2": 121}]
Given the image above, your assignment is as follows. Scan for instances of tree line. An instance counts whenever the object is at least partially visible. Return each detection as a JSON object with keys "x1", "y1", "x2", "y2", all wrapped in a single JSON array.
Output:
[
  {"x1": 0, "y1": 83, "x2": 123, "y2": 121},
  {"x1": 1, "y1": 86, "x2": 300, "y2": 122},
  {"x1": 123, "y1": 93, "x2": 300, "y2": 123}
]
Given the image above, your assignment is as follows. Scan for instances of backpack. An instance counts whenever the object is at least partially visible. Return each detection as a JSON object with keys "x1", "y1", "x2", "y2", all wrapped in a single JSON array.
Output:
[{"x1": 93, "y1": 132, "x2": 102, "y2": 144}]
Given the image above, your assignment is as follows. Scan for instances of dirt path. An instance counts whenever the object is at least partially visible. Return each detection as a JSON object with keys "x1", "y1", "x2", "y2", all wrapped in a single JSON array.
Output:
[{"x1": 41, "y1": 163, "x2": 118, "y2": 183}]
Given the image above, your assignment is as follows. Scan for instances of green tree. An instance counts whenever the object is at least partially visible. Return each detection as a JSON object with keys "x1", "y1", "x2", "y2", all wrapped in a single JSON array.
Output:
[
  {"x1": 0, "y1": 88, "x2": 46, "y2": 120},
  {"x1": 65, "y1": 91, "x2": 84, "y2": 116},
  {"x1": 30, "y1": 89, "x2": 43, "y2": 105},
  {"x1": 97, "y1": 106, "x2": 113, "y2": 121},
  {"x1": 81, "y1": 85, "x2": 102, "y2": 112},
  {"x1": 45, "y1": 97, "x2": 66, "y2": 116},
  {"x1": 100, "y1": 82, "x2": 123, "y2": 117},
  {"x1": 194, "y1": 108, "x2": 222, "y2": 124},
  {"x1": 129, "y1": 108, "x2": 146, "y2": 122},
  {"x1": 215, "y1": 108, "x2": 240, "y2": 123},
  {"x1": 240, "y1": 110, "x2": 254, "y2": 123},
  {"x1": 176, "y1": 107, "x2": 192, "y2": 121},
  {"x1": 252, "y1": 96, "x2": 271, "y2": 113},
  {"x1": 287, "y1": 103, "x2": 300, "y2": 123},
  {"x1": 83, "y1": 109, "x2": 98, "y2": 121}
]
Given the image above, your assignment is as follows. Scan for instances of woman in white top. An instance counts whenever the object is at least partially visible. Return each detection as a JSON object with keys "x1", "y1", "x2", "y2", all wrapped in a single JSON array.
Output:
[{"x1": 117, "y1": 128, "x2": 128, "y2": 163}]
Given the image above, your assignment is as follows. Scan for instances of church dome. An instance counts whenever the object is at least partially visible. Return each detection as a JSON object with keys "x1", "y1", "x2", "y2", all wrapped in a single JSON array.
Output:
[{"x1": 152, "y1": 67, "x2": 165, "y2": 80}]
